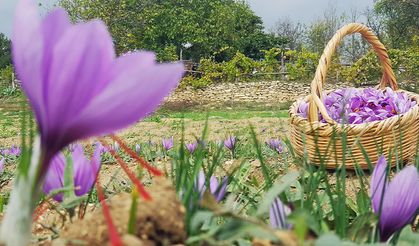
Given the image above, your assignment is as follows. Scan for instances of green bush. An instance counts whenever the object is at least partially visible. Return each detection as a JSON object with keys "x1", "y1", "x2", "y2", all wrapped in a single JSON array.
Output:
[
  {"x1": 340, "y1": 47, "x2": 419, "y2": 85},
  {"x1": 284, "y1": 49, "x2": 319, "y2": 81},
  {"x1": 222, "y1": 51, "x2": 259, "y2": 82}
]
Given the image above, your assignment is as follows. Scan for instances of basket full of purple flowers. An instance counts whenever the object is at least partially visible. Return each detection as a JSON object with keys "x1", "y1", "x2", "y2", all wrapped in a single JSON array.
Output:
[{"x1": 289, "y1": 23, "x2": 419, "y2": 169}]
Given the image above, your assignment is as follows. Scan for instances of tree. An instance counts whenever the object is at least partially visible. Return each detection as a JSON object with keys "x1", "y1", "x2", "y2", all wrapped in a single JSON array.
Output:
[
  {"x1": 374, "y1": 0, "x2": 419, "y2": 48},
  {"x1": 306, "y1": 5, "x2": 343, "y2": 54},
  {"x1": 272, "y1": 17, "x2": 304, "y2": 50},
  {"x1": 0, "y1": 33, "x2": 12, "y2": 69},
  {"x1": 59, "y1": 0, "x2": 276, "y2": 61},
  {"x1": 340, "y1": 8, "x2": 369, "y2": 63}
]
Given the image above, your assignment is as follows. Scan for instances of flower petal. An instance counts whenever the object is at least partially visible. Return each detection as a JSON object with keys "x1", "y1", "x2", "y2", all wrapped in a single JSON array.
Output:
[
  {"x1": 214, "y1": 177, "x2": 228, "y2": 202},
  {"x1": 66, "y1": 52, "x2": 183, "y2": 142},
  {"x1": 12, "y1": 0, "x2": 44, "y2": 127},
  {"x1": 0, "y1": 157, "x2": 4, "y2": 174},
  {"x1": 270, "y1": 197, "x2": 290, "y2": 229},
  {"x1": 371, "y1": 155, "x2": 388, "y2": 213},
  {"x1": 379, "y1": 165, "x2": 419, "y2": 241},
  {"x1": 43, "y1": 153, "x2": 66, "y2": 202},
  {"x1": 44, "y1": 20, "x2": 115, "y2": 149},
  {"x1": 73, "y1": 145, "x2": 101, "y2": 196}
]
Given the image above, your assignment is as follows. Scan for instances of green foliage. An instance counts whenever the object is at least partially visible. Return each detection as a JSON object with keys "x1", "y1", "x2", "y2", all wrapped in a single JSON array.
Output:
[
  {"x1": 0, "y1": 33, "x2": 12, "y2": 69},
  {"x1": 374, "y1": 0, "x2": 419, "y2": 48},
  {"x1": 284, "y1": 49, "x2": 320, "y2": 81},
  {"x1": 341, "y1": 47, "x2": 419, "y2": 85},
  {"x1": 223, "y1": 52, "x2": 259, "y2": 82},
  {"x1": 60, "y1": 0, "x2": 278, "y2": 61},
  {"x1": 156, "y1": 44, "x2": 179, "y2": 62}
]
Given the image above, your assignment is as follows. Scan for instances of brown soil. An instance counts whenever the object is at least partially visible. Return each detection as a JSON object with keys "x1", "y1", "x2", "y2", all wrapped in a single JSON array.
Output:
[{"x1": 52, "y1": 177, "x2": 186, "y2": 246}]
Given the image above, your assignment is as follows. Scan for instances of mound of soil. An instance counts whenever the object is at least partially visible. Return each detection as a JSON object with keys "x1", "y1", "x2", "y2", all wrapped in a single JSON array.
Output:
[{"x1": 53, "y1": 177, "x2": 186, "y2": 246}]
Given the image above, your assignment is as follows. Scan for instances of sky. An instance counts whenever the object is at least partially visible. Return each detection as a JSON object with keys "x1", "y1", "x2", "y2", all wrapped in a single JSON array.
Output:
[{"x1": 0, "y1": 0, "x2": 374, "y2": 37}]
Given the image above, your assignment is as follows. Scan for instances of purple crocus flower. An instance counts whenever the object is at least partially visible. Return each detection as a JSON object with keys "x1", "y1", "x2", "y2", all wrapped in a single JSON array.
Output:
[
  {"x1": 370, "y1": 156, "x2": 419, "y2": 241},
  {"x1": 1, "y1": 1, "x2": 183, "y2": 244},
  {"x1": 266, "y1": 139, "x2": 284, "y2": 153},
  {"x1": 224, "y1": 136, "x2": 236, "y2": 151},
  {"x1": 135, "y1": 144, "x2": 141, "y2": 154},
  {"x1": 43, "y1": 144, "x2": 102, "y2": 202},
  {"x1": 196, "y1": 171, "x2": 228, "y2": 202},
  {"x1": 0, "y1": 157, "x2": 4, "y2": 175},
  {"x1": 9, "y1": 145, "x2": 21, "y2": 157},
  {"x1": 297, "y1": 87, "x2": 415, "y2": 124},
  {"x1": 12, "y1": 0, "x2": 183, "y2": 170},
  {"x1": 186, "y1": 142, "x2": 198, "y2": 154},
  {"x1": 270, "y1": 197, "x2": 292, "y2": 229},
  {"x1": 162, "y1": 137, "x2": 174, "y2": 151}
]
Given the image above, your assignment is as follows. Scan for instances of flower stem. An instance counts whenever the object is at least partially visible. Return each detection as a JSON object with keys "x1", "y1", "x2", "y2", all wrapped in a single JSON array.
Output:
[{"x1": 0, "y1": 137, "x2": 42, "y2": 246}]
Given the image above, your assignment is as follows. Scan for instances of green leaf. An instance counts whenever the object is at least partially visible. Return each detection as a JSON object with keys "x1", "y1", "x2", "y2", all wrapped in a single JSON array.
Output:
[
  {"x1": 397, "y1": 226, "x2": 419, "y2": 246},
  {"x1": 63, "y1": 155, "x2": 75, "y2": 200},
  {"x1": 256, "y1": 171, "x2": 299, "y2": 217},
  {"x1": 347, "y1": 212, "x2": 377, "y2": 243}
]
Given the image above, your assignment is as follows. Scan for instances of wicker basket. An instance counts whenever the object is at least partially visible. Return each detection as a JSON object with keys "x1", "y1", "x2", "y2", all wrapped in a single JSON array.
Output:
[{"x1": 289, "y1": 23, "x2": 419, "y2": 169}]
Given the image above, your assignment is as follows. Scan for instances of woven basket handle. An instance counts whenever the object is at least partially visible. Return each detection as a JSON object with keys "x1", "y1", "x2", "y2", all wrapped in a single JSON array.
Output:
[{"x1": 308, "y1": 23, "x2": 398, "y2": 123}]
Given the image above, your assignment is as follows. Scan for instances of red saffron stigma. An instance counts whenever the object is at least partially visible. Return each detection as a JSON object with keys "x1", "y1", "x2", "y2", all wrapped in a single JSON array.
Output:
[
  {"x1": 95, "y1": 175, "x2": 123, "y2": 246},
  {"x1": 32, "y1": 199, "x2": 50, "y2": 222},
  {"x1": 110, "y1": 134, "x2": 163, "y2": 176}
]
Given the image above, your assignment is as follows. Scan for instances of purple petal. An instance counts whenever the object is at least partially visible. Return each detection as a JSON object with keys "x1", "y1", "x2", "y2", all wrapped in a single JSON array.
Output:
[
  {"x1": 0, "y1": 157, "x2": 4, "y2": 174},
  {"x1": 43, "y1": 153, "x2": 66, "y2": 202},
  {"x1": 12, "y1": 0, "x2": 44, "y2": 127},
  {"x1": 379, "y1": 166, "x2": 419, "y2": 241},
  {"x1": 214, "y1": 177, "x2": 228, "y2": 202},
  {"x1": 135, "y1": 144, "x2": 141, "y2": 154},
  {"x1": 371, "y1": 155, "x2": 388, "y2": 213},
  {"x1": 44, "y1": 20, "x2": 115, "y2": 149},
  {"x1": 73, "y1": 145, "x2": 101, "y2": 196},
  {"x1": 68, "y1": 54, "x2": 183, "y2": 142},
  {"x1": 196, "y1": 171, "x2": 206, "y2": 195},
  {"x1": 269, "y1": 197, "x2": 291, "y2": 229},
  {"x1": 209, "y1": 176, "x2": 219, "y2": 195}
]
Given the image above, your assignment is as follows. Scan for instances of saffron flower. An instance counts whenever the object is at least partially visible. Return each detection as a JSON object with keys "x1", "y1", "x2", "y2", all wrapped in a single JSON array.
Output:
[
  {"x1": 266, "y1": 139, "x2": 284, "y2": 153},
  {"x1": 12, "y1": 0, "x2": 183, "y2": 163},
  {"x1": 0, "y1": 157, "x2": 4, "y2": 175},
  {"x1": 297, "y1": 87, "x2": 416, "y2": 124},
  {"x1": 0, "y1": 146, "x2": 21, "y2": 157},
  {"x1": 370, "y1": 156, "x2": 419, "y2": 241},
  {"x1": 270, "y1": 197, "x2": 292, "y2": 229},
  {"x1": 135, "y1": 144, "x2": 141, "y2": 154},
  {"x1": 186, "y1": 142, "x2": 198, "y2": 154},
  {"x1": 0, "y1": 1, "x2": 183, "y2": 244},
  {"x1": 224, "y1": 136, "x2": 236, "y2": 151},
  {"x1": 162, "y1": 137, "x2": 174, "y2": 151},
  {"x1": 196, "y1": 171, "x2": 228, "y2": 202},
  {"x1": 43, "y1": 144, "x2": 102, "y2": 202}
]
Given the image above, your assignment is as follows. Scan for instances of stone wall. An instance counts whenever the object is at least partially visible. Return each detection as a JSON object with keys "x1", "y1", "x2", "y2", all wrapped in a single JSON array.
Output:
[{"x1": 165, "y1": 80, "x2": 351, "y2": 108}]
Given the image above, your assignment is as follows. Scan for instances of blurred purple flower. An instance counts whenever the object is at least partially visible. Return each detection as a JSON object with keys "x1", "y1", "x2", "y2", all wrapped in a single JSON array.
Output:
[
  {"x1": 43, "y1": 144, "x2": 102, "y2": 202},
  {"x1": 162, "y1": 137, "x2": 174, "y2": 151},
  {"x1": 297, "y1": 87, "x2": 416, "y2": 124},
  {"x1": 267, "y1": 139, "x2": 284, "y2": 153},
  {"x1": 95, "y1": 142, "x2": 108, "y2": 154},
  {"x1": 270, "y1": 197, "x2": 292, "y2": 230},
  {"x1": 0, "y1": 157, "x2": 4, "y2": 175},
  {"x1": 135, "y1": 144, "x2": 141, "y2": 154},
  {"x1": 111, "y1": 141, "x2": 119, "y2": 152},
  {"x1": 370, "y1": 156, "x2": 419, "y2": 241},
  {"x1": 12, "y1": 0, "x2": 183, "y2": 180},
  {"x1": 186, "y1": 142, "x2": 197, "y2": 154},
  {"x1": 0, "y1": 146, "x2": 22, "y2": 157},
  {"x1": 196, "y1": 171, "x2": 228, "y2": 202},
  {"x1": 224, "y1": 136, "x2": 236, "y2": 151},
  {"x1": 9, "y1": 145, "x2": 21, "y2": 157}
]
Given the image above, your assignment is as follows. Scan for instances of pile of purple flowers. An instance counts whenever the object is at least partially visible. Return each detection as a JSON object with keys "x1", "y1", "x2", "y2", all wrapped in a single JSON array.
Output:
[{"x1": 297, "y1": 87, "x2": 416, "y2": 124}]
